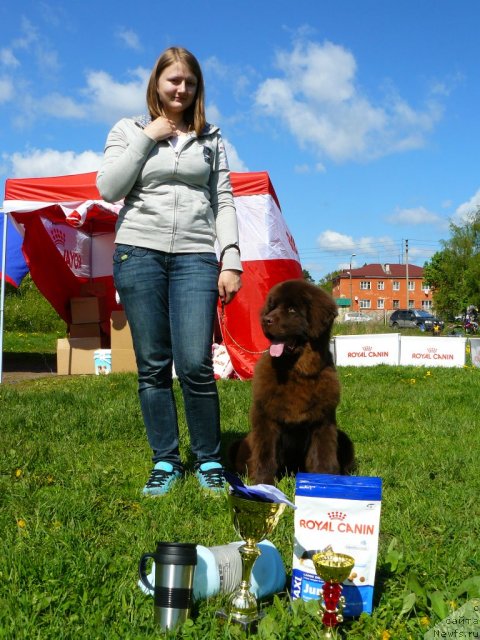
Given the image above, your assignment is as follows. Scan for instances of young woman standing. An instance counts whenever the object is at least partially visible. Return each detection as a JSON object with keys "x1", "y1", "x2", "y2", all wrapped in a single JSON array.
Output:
[{"x1": 97, "y1": 47, "x2": 242, "y2": 496}]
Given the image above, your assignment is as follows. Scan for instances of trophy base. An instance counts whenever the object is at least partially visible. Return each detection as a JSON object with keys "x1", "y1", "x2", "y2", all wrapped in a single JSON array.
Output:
[{"x1": 216, "y1": 609, "x2": 264, "y2": 632}]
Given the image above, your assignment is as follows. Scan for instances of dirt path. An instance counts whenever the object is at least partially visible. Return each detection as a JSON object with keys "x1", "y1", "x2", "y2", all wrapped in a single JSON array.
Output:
[{"x1": 1, "y1": 352, "x2": 57, "y2": 384}]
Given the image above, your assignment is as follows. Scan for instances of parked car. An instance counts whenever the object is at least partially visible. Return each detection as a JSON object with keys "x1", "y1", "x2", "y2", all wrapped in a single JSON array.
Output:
[
  {"x1": 344, "y1": 312, "x2": 372, "y2": 323},
  {"x1": 389, "y1": 309, "x2": 444, "y2": 332}
]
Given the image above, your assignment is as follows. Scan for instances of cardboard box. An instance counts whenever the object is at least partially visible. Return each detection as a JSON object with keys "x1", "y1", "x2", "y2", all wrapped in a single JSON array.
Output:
[
  {"x1": 57, "y1": 338, "x2": 101, "y2": 375},
  {"x1": 79, "y1": 281, "x2": 106, "y2": 297},
  {"x1": 111, "y1": 348, "x2": 137, "y2": 373},
  {"x1": 70, "y1": 296, "x2": 107, "y2": 324},
  {"x1": 110, "y1": 310, "x2": 134, "y2": 350},
  {"x1": 69, "y1": 323, "x2": 102, "y2": 339}
]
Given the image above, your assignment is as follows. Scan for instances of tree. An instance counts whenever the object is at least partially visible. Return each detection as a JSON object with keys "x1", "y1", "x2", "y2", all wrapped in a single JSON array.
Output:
[
  {"x1": 317, "y1": 270, "x2": 341, "y2": 294},
  {"x1": 423, "y1": 209, "x2": 480, "y2": 317},
  {"x1": 302, "y1": 269, "x2": 314, "y2": 283}
]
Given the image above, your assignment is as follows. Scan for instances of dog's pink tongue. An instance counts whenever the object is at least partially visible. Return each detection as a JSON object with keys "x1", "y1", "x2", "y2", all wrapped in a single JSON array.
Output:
[{"x1": 270, "y1": 343, "x2": 285, "y2": 357}]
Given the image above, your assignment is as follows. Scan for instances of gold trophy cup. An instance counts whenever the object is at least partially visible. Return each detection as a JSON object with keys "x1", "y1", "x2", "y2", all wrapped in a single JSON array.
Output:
[
  {"x1": 312, "y1": 549, "x2": 355, "y2": 638},
  {"x1": 218, "y1": 494, "x2": 286, "y2": 630}
]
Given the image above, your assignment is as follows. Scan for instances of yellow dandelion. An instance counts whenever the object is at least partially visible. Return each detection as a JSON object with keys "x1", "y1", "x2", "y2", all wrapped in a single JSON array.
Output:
[
  {"x1": 425, "y1": 371, "x2": 432, "y2": 377},
  {"x1": 52, "y1": 520, "x2": 62, "y2": 530},
  {"x1": 15, "y1": 468, "x2": 23, "y2": 479},
  {"x1": 381, "y1": 630, "x2": 391, "y2": 640},
  {"x1": 420, "y1": 616, "x2": 430, "y2": 627},
  {"x1": 449, "y1": 600, "x2": 457, "y2": 610},
  {"x1": 410, "y1": 378, "x2": 416, "y2": 384},
  {"x1": 46, "y1": 475, "x2": 54, "y2": 485},
  {"x1": 16, "y1": 518, "x2": 26, "y2": 529}
]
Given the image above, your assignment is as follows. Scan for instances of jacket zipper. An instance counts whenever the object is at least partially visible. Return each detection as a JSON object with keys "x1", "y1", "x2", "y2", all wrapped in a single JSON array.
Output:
[{"x1": 168, "y1": 136, "x2": 196, "y2": 253}]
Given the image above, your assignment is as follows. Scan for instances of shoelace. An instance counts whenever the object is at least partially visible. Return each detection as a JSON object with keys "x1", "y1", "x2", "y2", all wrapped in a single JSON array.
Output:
[
  {"x1": 200, "y1": 467, "x2": 224, "y2": 488},
  {"x1": 145, "y1": 468, "x2": 175, "y2": 488}
]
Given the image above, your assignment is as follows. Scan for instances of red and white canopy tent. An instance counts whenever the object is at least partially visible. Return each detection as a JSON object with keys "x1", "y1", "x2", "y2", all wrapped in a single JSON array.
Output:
[{"x1": 3, "y1": 171, "x2": 302, "y2": 380}]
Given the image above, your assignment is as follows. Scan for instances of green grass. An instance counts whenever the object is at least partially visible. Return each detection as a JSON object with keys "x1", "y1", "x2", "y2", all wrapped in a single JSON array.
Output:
[{"x1": 1, "y1": 366, "x2": 480, "y2": 639}]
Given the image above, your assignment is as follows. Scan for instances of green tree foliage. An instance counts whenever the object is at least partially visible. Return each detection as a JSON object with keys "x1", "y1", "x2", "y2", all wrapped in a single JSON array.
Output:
[
  {"x1": 302, "y1": 268, "x2": 314, "y2": 283},
  {"x1": 317, "y1": 270, "x2": 341, "y2": 294},
  {"x1": 423, "y1": 209, "x2": 480, "y2": 317},
  {"x1": 4, "y1": 274, "x2": 66, "y2": 332}
]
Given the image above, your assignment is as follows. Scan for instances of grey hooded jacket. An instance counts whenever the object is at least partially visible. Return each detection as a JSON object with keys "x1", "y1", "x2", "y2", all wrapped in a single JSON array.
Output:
[{"x1": 96, "y1": 117, "x2": 242, "y2": 272}]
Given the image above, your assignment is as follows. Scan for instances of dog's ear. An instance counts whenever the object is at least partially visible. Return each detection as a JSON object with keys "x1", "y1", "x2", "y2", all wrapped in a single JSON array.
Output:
[{"x1": 308, "y1": 287, "x2": 338, "y2": 338}]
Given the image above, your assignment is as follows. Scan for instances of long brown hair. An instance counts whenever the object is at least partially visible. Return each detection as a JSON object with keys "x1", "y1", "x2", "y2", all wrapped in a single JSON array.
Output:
[{"x1": 146, "y1": 47, "x2": 206, "y2": 136}]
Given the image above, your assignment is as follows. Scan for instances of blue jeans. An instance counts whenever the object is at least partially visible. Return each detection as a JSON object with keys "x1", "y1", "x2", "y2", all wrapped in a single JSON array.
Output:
[{"x1": 113, "y1": 244, "x2": 221, "y2": 470}]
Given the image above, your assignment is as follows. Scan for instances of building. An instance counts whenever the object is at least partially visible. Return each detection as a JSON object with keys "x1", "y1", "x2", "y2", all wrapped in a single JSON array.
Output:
[{"x1": 331, "y1": 263, "x2": 431, "y2": 315}]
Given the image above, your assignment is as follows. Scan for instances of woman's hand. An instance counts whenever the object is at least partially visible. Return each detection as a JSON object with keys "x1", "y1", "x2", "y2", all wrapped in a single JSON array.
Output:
[
  {"x1": 218, "y1": 270, "x2": 242, "y2": 305},
  {"x1": 143, "y1": 117, "x2": 175, "y2": 142}
]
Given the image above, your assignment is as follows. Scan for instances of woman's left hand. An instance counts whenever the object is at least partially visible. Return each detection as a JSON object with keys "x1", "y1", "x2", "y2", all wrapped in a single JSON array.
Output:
[{"x1": 218, "y1": 270, "x2": 242, "y2": 305}]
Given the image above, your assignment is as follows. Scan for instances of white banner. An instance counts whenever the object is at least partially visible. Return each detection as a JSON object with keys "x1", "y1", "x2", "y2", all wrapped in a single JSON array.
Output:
[
  {"x1": 334, "y1": 334, "x2": 400, "y2": 366},
  {"x1": 469, "y1": 338, "x2": 480, "y2": 368},
  {"x1": 399, "y1": 336, "x2": 466, "y2": 368}
]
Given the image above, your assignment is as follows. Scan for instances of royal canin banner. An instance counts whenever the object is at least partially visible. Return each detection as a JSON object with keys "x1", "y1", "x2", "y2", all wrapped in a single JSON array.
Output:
[
  {"x1": 3, "y1": 171, "x2": 302, "y2": 378},
  {"x1": 470, "y1": 338, "x2": 480, "y2": 368},
  {"x1": 399, "y1": 336, "x2": 467, "y2": 368},
  {"x1": 334, "y1": 334, "x2": 400, "y2": 367},
  {"x1": 223, "y1": 172, "x2": 303, "y2": 378}
]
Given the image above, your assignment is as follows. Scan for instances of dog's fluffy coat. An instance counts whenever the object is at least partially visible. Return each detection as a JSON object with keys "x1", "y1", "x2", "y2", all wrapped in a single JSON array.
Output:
[{"x1": 230, "y1": 279, "x2": 354, "y2": 484}]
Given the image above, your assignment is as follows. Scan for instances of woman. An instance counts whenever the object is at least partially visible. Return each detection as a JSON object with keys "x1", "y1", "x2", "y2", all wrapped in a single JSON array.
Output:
[{"x1": 97, "y1": 47, "x2": 242, "y2": 496}]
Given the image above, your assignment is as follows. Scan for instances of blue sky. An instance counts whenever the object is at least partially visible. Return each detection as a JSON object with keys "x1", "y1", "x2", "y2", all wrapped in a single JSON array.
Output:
[{"x1": 1, "y1": 0, "x2": 480, "y2": 281}]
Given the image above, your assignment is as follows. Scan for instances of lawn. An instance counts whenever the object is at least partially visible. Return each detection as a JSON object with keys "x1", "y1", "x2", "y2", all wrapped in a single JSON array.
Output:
[{"x1": 1, "y1": 362, "x2": 479, "y2": 639}]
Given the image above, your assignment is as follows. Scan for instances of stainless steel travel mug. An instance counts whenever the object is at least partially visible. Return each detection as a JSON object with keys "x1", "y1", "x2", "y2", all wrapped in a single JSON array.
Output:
[{"x1": 139, "y1": 542, "x2": 197, "y2": 631}]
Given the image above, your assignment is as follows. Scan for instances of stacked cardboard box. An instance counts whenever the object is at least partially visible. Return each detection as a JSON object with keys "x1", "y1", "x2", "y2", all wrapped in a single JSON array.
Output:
[
  {"x1": 69, "y1": 296, "x2": 107, "y2": 338},
  {"x1": 57, "y1": 297, "x2": 107, "y2": 375},
  {"x1": 110, "y1": 310, "x2": 137, "y2": 373},
  {"x1": 57, "y1": 337, "x2": 101, "y2": 375}
]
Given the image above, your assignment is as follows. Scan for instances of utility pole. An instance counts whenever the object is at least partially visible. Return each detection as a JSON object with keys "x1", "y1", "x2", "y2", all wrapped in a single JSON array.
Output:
[{"x1": 405, "y1": 239, "x2": 409, "y2": 308}]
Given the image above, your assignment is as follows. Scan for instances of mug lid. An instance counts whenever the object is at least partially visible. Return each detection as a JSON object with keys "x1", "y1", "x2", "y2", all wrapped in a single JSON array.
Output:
[{"x1": 155, "y1": 542, "x2": 197, "y2": 565}]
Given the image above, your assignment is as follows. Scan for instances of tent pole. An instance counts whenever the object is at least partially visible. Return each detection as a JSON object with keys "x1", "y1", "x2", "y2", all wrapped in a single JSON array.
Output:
[{"x1": 0, "y1": 209, "x2": 8, "y2": 383}]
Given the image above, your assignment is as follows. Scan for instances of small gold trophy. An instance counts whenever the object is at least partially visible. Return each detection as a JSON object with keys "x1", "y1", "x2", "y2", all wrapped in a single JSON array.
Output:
[
  {"x1": 312, "y1": 548, "x2": 355, "y2": 638},
  {"x1": 219, "y1": 493, "x2": 286, "y2": 630}
]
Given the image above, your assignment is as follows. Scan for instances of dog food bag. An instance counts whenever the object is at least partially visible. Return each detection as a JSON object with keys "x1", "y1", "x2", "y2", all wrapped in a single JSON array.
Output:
[{"x1": 291, "y1": 473, "x2": 382, "y2": 616}]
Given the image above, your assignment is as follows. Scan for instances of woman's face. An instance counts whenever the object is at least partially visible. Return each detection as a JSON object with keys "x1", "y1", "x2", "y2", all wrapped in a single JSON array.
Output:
[{"x1": 156, "y1": 61, "x2": 198, "y2": 119}]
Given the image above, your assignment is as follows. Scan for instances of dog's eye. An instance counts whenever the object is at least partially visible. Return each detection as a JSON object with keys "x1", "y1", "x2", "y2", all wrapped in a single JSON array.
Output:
[{"x1": 288, "y1": 307, "x2": 296, "y2": 314}]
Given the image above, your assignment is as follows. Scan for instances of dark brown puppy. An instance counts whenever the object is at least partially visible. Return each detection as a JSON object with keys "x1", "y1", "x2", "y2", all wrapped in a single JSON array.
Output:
[{"x1": 231, "y1": 279, "x2": 354, "y2": 484}]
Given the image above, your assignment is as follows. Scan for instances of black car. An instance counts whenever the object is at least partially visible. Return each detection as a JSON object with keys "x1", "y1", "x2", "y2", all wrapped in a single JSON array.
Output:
[{"x1": 389, "y1": 309, "x2": 444, "y2": 332}]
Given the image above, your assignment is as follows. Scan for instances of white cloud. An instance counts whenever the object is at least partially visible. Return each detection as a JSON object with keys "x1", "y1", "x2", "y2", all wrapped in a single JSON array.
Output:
[
  {"x1": 38, "y1": 93, "x2": 87, "y2": 119},
  {"x1": 317, "y1": 230, "x2": 398, "y2": 257},
  {"x1": 0, "y1": 77, "x2": 14, "y2": 103},
  {"x1": 116, "y1": 28, "x2": 142, "y2": 51},
  {"x1": 5, "y1": 149, "x2": 102, "y2": 178},
  {"x1": 12, "y1": 17, "x2": 60, "y2": 74},
  {"x1": 294, "y1": 162, "x2": 325, "y2": 174},
  {"x1": 294, "y1": 164, "x2": 311, "y2": 174},
  {"x1": 453, "y1": 189, "x2": 480, "y2": 224},
  {"x1": 387, "y1": 206, "x2": 443, "y2": 226},
  {"x1": 0, "y1": 48, "x2": 20, "y2": 68},
  {"x1": 82, "y1": 68, "x2": 149, "y2": 123},
  {"x1": 204, "y1": 56, "x2": 252, "y2": 99},
  {"x1": 256, "y1": 39, "x2": 443, "y2": 163},
  {"x1": 316, "y1": 230, "x2": 356, "y2": 252},
  {"x1": 206, "y1": 102, "x2": 248, "y2": 172},
  {"x1": 223, "y1": 139, "x2": 248, "y2": 172}
]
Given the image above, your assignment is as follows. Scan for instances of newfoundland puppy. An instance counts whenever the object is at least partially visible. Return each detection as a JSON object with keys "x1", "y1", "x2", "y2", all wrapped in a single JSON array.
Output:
[{"x1": 230, "y1": 279, "x2": 355, "y2": 484}]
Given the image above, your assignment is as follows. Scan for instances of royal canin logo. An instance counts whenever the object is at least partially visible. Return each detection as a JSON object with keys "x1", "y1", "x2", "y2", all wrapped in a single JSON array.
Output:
[
  {"x1": 427, "y1": 347, "x2": 438, "y2": 353},
  {"x1": 362, "y1": 346, "x2": 373, "y2": 352},
  {"x1": 286, "y1": 229, "x2": 299, "y2": 256},
  {"x1": 328, "y1": 511, "x2": 346, "y2": 521},
  {"x1": 51, "y1": 228, "x2": 66, "y2": 248}
]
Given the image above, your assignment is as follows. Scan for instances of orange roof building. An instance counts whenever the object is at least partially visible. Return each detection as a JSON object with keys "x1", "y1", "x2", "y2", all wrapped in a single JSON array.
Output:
[{"x1": 331, "y1": 263, "x2": 431, "y2": 313}]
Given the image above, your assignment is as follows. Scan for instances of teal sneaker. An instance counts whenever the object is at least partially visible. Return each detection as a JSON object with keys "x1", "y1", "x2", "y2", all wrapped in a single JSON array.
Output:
[
  {"x1": 142, "y1": 461, "x2": 182, "y2": 496},
  {"x1": 195, "y1": 461, "x2": 225, "y2": 493}
]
